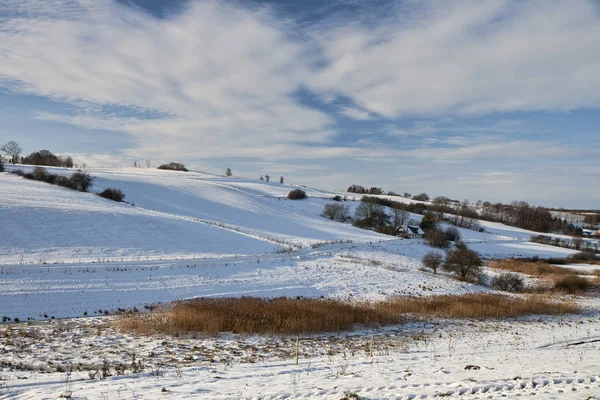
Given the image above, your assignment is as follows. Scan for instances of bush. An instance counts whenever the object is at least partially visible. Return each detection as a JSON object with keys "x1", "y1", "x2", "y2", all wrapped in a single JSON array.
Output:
[
  {"x1": 32, "y1": 166, "x2": 55, "y2": 184},
  {"x1": 98, "y1": 188, "x2": 126, "y2": 202},
  {"x1": 55, "y1": 175, "x2": 76, "y2": 190},
  {"x1": 569, "y1": 251, "x2": 598, "y2": 263},
  {"x1": 554, "y1": 275, "x2": 591, "y2": 293},
  {"x1": 443, "y1": 245, "x2": 483, "y2": 281},
  {"x1": 491, "y1": 273, "x2": 525, "y2": 292},
  {"x1": 445, "y1": 227, "x2": 461, "y2": 242},
  {"x1": 425, "y1": 229, "x2": 450, "y2": 248},
  {"x1": 287, "y1": 189, "x2": 307, "y2": 200},
  {"x1": 422, "y1": 252, "x2": 443, "y2": 274},
  {"x1": 157, "y1": 162, "x2": 188, "y2": 171},
  {"x1": 70, "y1": 171, "x2": 94, "y2": 191}
]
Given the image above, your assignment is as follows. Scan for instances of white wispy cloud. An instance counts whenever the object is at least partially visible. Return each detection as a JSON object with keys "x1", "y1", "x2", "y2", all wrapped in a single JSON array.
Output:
[
  {"x1": 0, "y1": 0, "x2": 599, "y2": 207},
  {"x1": 339, "y1": 106, "x2": 373, "y2": 120},
  {"x1": 310, "y1": 0, "x2": 600, "y2": 117}
]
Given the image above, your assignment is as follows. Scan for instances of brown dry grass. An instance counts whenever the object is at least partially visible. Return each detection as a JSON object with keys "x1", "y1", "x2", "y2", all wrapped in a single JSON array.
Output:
[
  {"x1": 376, "y1": 293, "x2": 578, "y2": 319},
  {"x1": 119, "y1": 297, "x2": 399, "y2": 335},
  {"x1": 118, "y1": 294, "x2": 578, "y2": 336},
  {"x1": 488, "y1": 259, "x2": 600, "y2": 293},
  {"x1": 488, "y1": 259, "x2": 594, "y2": 277}
]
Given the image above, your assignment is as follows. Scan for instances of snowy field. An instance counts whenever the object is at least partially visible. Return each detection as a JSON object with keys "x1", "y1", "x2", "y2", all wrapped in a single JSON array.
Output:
[
  {"x1": 1, "y1": 166, "x2": 599, "y2": 399},
  {"x1": 2, "y1": 309, "x2": 600, "y2": 399}
]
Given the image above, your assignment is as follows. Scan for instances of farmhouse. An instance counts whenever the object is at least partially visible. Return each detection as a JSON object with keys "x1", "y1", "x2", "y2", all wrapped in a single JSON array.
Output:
[{"x1": 396, "y1": 224, "x2": 425, "y2": 239}]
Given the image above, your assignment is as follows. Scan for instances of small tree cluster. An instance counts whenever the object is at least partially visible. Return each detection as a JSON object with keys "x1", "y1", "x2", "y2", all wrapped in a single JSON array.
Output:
[
  {"x1": 322, "y1": 203, "x2": 350, "y2": 221},
  {"x1": 287, "y1": 189, "x2": 307, "y2": 200},
  {"x1": 425, "y1": 227, "x2": 462, "y2": 249},
  {"x1": 412, "y1": 193, "x2": 430, "y2": 201},
  {"x1": 353, "y1": 202, "x2": 390, "y2": 229},
  {"x1": 157, "y1": 162, "x2": 188, "y2": 171},
  {"x1": 347, "y1": 185, "x2": 384, "y2": 194},
  {"x1": 22, "y1": 150, "x2": 74, "y2": 168},
  {"x1": 98, "y1": 188, "x2": 126, "y2": 202}
]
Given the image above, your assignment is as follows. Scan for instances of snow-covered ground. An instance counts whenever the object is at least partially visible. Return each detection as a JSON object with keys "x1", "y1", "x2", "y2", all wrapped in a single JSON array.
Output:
[
  {"x1": 2, "y1": 308, "x2": 600, "y2": 399},
  {"x1": 2, "y1": 166, "x2": 599, "y2": 399}
]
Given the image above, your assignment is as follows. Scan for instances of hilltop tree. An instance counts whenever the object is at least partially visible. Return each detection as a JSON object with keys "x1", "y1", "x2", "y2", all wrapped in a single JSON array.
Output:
[
  {"x1": 1, "y1": 141, "x2": 22, "y2": 164},
  {"x1": 280, "y1": 176, "x2": 284, "y2": 184},
  {"x1": 265, "y1": 174, "x2": 270, "y2": 182},
  {"x1": 260, "y1": 175, "x2": 264, "y2": 181},
  {"x1": 226, "y1": 168, "x2": 232, "y2": 176}
]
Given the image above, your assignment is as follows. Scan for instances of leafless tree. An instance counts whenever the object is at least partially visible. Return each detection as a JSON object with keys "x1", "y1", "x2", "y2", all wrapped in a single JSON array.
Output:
[
  {"x1": 392, "y1": 208, "x2": 409, "y2": 229},
  {"x1": 422, "y1": 252, "x2": 443, "y2": 274},
  {"x1": 1, "y1": 141, "x2": 22, "y2": 164},
  {"x1": 145, "y1": 159, "x2": 151, "y2": 169}
]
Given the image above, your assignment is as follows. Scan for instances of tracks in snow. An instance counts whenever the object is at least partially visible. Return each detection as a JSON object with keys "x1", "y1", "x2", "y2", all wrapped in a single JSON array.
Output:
[{"x1": 246, "y1": 375, "x2": 600, "y2": 399}]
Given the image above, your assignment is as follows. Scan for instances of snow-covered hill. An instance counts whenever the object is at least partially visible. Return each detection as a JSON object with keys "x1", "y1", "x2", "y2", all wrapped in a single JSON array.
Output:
[{"x1": 0, "y1": 165, "x2": 583, "y2": 320}]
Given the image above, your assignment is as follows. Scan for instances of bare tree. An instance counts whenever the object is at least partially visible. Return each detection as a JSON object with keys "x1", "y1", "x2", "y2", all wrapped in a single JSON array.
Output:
[
  {"x1": 392, "y1": 208, "x2": 409, "y2": 229},
  {"x1": 442, "y1": 245, "x2": 483, "y2": 281},
  {"x1": 226, "y1": 168, "x2": 232, "y2": 176},
  {"x1": 280, "y1": 176, "x2": 284, "y2": 184},
  {"x1": 422, "y1": 252, "x2": 443, "y2": 274},
  {"x1": 265, "y1": 174, "x2": 270, "y2": 182},
  {"x1": 145, "y1": 159, "x2": 151, "y2": 169},
  {"x1": 1, "y1": 141, "x2": 22, "y2": 164}
]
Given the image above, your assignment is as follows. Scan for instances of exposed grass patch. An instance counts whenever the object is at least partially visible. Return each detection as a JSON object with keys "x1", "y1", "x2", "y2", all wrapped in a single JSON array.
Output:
[
  {"x1": 488, "y1": 259, "x2": 598, "y2": 277},
  {"x1": 119, "y1": 294, "x2": 578, "y2": 336},
  {"x1": 376, "y1": 294, "x2": 578, "y2": 319},
  {"x1": 553, "y1": 275, "x2": 593, "y2": 294},
  {"x1": 119, "y1": 297, "x2": 399, "y2": 335}
]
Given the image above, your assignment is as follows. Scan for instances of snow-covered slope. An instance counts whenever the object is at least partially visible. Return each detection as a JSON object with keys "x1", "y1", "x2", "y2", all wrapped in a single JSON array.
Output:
[
  {"x1": 1, "y1": 166, "x2": 387, "y2": 264},
  {"x1": 0, "y1": 166, "x2": 586, "y2": 320}
]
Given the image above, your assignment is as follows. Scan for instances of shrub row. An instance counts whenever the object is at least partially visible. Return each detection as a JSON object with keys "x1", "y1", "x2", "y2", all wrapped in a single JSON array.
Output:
[{"x1": 12, "y1": 167, "x2": 94, "y2": 191}]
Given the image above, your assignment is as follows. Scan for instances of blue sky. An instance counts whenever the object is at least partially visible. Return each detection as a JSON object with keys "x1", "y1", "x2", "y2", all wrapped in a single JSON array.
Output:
[{"x1": 1, "y1": 0, "x2": 599, "y2": 208}]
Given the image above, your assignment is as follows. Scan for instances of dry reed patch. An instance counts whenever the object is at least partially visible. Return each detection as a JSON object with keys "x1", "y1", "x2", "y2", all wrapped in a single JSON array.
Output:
[
  {"x1": 119, "y1": 294, "x2": 578, "y2": 336},
  {"x1": 488, "y1": 259, "x2": 590, "y2": 277},
  {"x1": 119, "y1": 297, "x2": 399, "y2": 335},
  {"x1": 375, "y1": 293, "x2": 578, "y2": 320}
]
